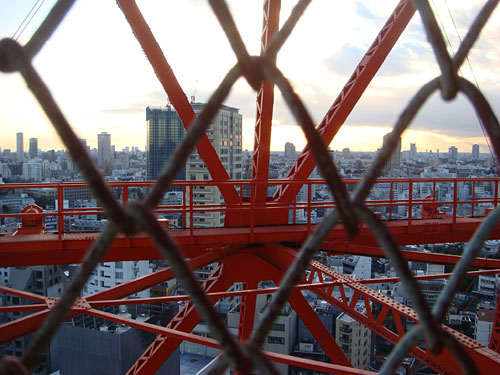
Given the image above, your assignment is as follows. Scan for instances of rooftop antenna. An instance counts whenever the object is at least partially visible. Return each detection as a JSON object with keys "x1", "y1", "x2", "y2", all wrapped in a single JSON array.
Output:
[{"x1": 191, "y1": 80, "x2": 198, "y2": 104}]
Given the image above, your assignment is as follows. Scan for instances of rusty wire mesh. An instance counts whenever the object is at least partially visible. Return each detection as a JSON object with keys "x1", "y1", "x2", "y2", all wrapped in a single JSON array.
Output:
[{"x1": 1, "y1": 0, "x2": 500, "y2": 374}]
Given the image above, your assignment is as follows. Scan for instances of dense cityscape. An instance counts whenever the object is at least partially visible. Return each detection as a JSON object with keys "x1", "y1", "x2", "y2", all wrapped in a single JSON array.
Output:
[{"x1": 1, "y1": 103, "x2": 499, "y2": 374}]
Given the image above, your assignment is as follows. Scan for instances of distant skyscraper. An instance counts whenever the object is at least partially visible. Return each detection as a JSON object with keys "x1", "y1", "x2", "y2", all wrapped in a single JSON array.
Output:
[
  {"x1": 16, "y1": 132, "x2": 23, "y2": 162},
  {"x1": 449, "y1": 146, "x2": 458, "y2": 163},
  {"x1": 342, "y1": 148, "x2": 351, "y2": 159},
  {"x1": 410, "y1": 143, "x2": 417, "y2": 160},
  {"x1": 29, "y1": 138, "x2": 38, "y2": 159},
  {"x1": 97, "y1": 132, "x2": 112, "y2": 170},
  {"x1": 284, "y1": 142, "x2": 296, "y2": 159},
  {"x1": 382, "y1": 133, "x2": 401, "y2": 174},
  {"x1": 146, "y1": 105, "x2": 185, "y2": 180},
  {"x1": 472, "y1": 144, "x2": 480, "y2": 161}
]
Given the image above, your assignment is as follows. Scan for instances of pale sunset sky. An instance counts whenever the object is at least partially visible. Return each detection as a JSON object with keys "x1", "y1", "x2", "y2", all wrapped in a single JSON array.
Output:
[{"x1": 1, "y1": 0, "x2": 500, "y2": 154}]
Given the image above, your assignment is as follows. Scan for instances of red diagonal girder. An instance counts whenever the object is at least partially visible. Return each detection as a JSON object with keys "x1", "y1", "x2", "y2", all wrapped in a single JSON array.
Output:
[
  {"x1": 126, "y1": 263, "x2": 233, "y2": 375},
  {"x1": 251, "y1": 0, "x2": 280, "y2": 203},
  {"x1": 490, "y1": 292, "x2": 500, "y2": 353},
  {"x1": 258, "y1": 244, "x2": 500, "y2": 374},
  {"x1": 253, "y1": 247, "x2": 352, "y2": 368},
  {"x1": 237, "y1": 281, "x2": 258, "y2": 342},
  {"x1": 0, "y1": 249, "x2": 239, "y2": 350},
  {"x1": 0, "y1": 310, "x2": 50, "y2": 345},
  {"x1": 117, "y1": 0, "x2": 241, "y2": 205},
  {"x1": 273, "y1": 0, "x2": 416, "y2": 206},
  {"x1": 0, "y1": 285, "x2": 48, "y2": 303},
  {"x1": 87, "y1": 246, "x2": 239, "y2": 301},
  {"x1": 85, "y1": 308, "x2": 374, "y2": 375},
  {"x1": 286, "y1": 286, "x2": 353, "y2": 367},
  {"x1": 256, "y1": 245, "x2": 353, "y2": 367}
]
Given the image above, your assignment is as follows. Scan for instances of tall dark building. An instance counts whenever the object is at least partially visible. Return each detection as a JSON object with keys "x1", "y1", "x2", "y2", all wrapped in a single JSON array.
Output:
[
  {"x1": 284, "y1": 142, "x2": 296, "y2": 159},
  {"x1": 472, "y1": 144, "x2": 480, "y2": 161},
  {"x1": 449, "y1": 145, "x2": 458, "y2": 163},
  {"x1": 16, "y1": 132, "x2": 23, "y2": 163},
  {"x1": 382, "y1": 133, "x2": 401, "y2": 175},
  {"x1": 29, "y1": 138, "x2": 38, "y2": 159},
  {"x1": 146, "y1": 105, "x2": 186, "y2": 181}
]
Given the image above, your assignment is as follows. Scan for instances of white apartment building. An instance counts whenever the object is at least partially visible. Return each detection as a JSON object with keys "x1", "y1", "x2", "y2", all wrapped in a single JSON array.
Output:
[
  {"x1": 85, "y1": 261, "x2": 152, "y2": 298},
  {"x1": 475, "y1": 302, "x2": 496, "y2": 346},
  {"x1": 181, "y1": 291, "x2": 297, "y2": 375},
  {"x1": 186, "y1": 103, "x2": 243, "y2": 228},
  {"x1": 335, "y1": 307, "x2": 371, "y2": 370}
]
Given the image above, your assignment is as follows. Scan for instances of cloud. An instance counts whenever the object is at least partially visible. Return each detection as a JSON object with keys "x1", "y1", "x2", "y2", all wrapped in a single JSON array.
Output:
[{"x1": 355, "y1": 2, "x2": 384, "y2": 23}]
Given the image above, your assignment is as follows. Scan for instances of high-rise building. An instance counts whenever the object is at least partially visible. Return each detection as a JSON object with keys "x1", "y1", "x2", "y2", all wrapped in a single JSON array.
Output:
[
  {"x1": 410, "y1": 143, "x2": 417, "y2": 160},
  {"x1": 1, "y1": 266, "x2": 67, "y2": 373},
  {"x1": 97, "y1": 132, "x2": 112, "y2": 171},
  {"x1": 187, "y1": 102, "x2": 243, "y2": 228},
  {"x1": 84, "y1": 261, "x2": 152, "y2": 298},
  {"x1": 16, "y1": 132, "x2": 23, "y2": 163},
  {"x1": 449, "y1": 146, "x2": 458, "y2": 163},
  {"x1": 335, "y1": 305, "x2": 371, "y2": 370},
  {"x1": 342, "y1": 148, "x2": 351, "y2": 159},
  {"x1": 382, "y1": 133, "x2": 401, "y2": 175},
  {"x1": 146, "y1": 105, "x2": 185, "y2": 181},
  {"x1": 29, "y1": 137, "x2": 38, "y2": 159},
  {"x1": 284, "y1": 142, "x2": 296, "y2": 159},
  {"x1": 472, "y1": 144, "x2": 480, "y2": 161}
]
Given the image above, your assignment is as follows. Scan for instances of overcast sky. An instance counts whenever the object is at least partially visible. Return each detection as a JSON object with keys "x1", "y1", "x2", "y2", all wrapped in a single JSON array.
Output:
[{"x1": 1, "y1": 0, "x2": 500, "y2": 155}]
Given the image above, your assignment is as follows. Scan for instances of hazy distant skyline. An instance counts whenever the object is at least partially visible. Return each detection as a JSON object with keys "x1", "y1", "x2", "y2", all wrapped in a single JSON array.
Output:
[{"x1": 1, "y1": 1, "x2": 500, "y2": 154}]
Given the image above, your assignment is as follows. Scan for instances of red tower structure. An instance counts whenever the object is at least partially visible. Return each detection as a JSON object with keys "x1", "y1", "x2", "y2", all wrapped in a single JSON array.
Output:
[{"x1": 1, "y1": 1, "x2": 500, "y2": 374}]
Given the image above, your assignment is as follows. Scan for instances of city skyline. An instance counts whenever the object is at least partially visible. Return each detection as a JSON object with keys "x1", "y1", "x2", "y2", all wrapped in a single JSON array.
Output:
[
  {"x1": 0, "y1": 130, "x2": 491, "y2": 156},
  {"x1": 1, "y1": 1, "x2": 499, "y2": 152}
]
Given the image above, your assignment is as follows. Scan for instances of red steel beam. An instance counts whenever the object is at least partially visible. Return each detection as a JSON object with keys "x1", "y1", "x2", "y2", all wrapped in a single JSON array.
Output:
[
  {"x1": 0, "y1": 285, "x2": 48, "y2": 303},
  {"x1": 86, "y1": 246, "x2": 239, "y2": 301},
  {"x1": 237, "y1": 281, "x2": 258, "y2": 342},
  {"x1": 127, "y1": 264, "x2": 233, "y2": 375},
  {"x1": 84, "y1": 268, "x2": 500, "y2": 309},
  {"x1": 116, "y1": 0, "x2": 241, "y2": 205},
  {"x1": 490, "y1": 292, "x2": 500, "y2": 353},
  {"x1": 85, "y1": 308, "x2": 375, "y2": 375},
  {"x1": 251, "y1": 0, "x2": 280, "y2": 204},
  {"x1": 325, "y1": 243, "x2": 500, "y2": 269},
  {"x1": 3, "y1": 217, "x2": 500, "y2": 268},
  {"x1": 0, "y1": 310, "x2": 50, "y2": 345},
  {"x1": 257, "y1": 245, "x2": 500, "y2": 375},
  {"x1": 0, "y1": 304, "x2": 46, "y2": 313},
  {"x1": 287, "y1": 288, "x2": 352, "y2": 367},
  {"x1": 273, "y1": 0, "x2": 415, "y2": 206},
  {"x1": 260, "y1": 256, "x2": 352, "y2": 367}
]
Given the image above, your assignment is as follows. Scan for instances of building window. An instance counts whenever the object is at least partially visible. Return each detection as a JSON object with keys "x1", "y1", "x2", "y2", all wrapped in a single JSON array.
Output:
[
  {"x1": 268, "y1": 336, "x2": 285, "y2": 345},
  {"x1": 271, "y1": 323, "x2": 285, "y2": 331}
]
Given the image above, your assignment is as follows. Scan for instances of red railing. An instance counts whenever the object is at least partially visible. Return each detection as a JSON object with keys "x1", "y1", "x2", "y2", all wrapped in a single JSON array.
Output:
[{"x1": 1, "y1": 177, "x2": 499, "y2": 240}]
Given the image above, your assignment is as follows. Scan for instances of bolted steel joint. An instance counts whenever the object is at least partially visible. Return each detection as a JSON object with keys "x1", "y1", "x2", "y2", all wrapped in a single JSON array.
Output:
[{"x1": 0, "y1": 38, "x2": 25, "y2": 73}]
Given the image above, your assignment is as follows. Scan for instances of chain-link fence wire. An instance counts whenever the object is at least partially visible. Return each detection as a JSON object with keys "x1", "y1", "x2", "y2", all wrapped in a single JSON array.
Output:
[{"x1": 0, "y1": 0, "x2": 499, "y2": 374}]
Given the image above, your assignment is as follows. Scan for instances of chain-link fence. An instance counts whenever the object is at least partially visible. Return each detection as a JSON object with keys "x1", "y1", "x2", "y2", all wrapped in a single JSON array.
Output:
[{"x1": 1, "y1": 0, "x2": 500, "y2": 374}]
